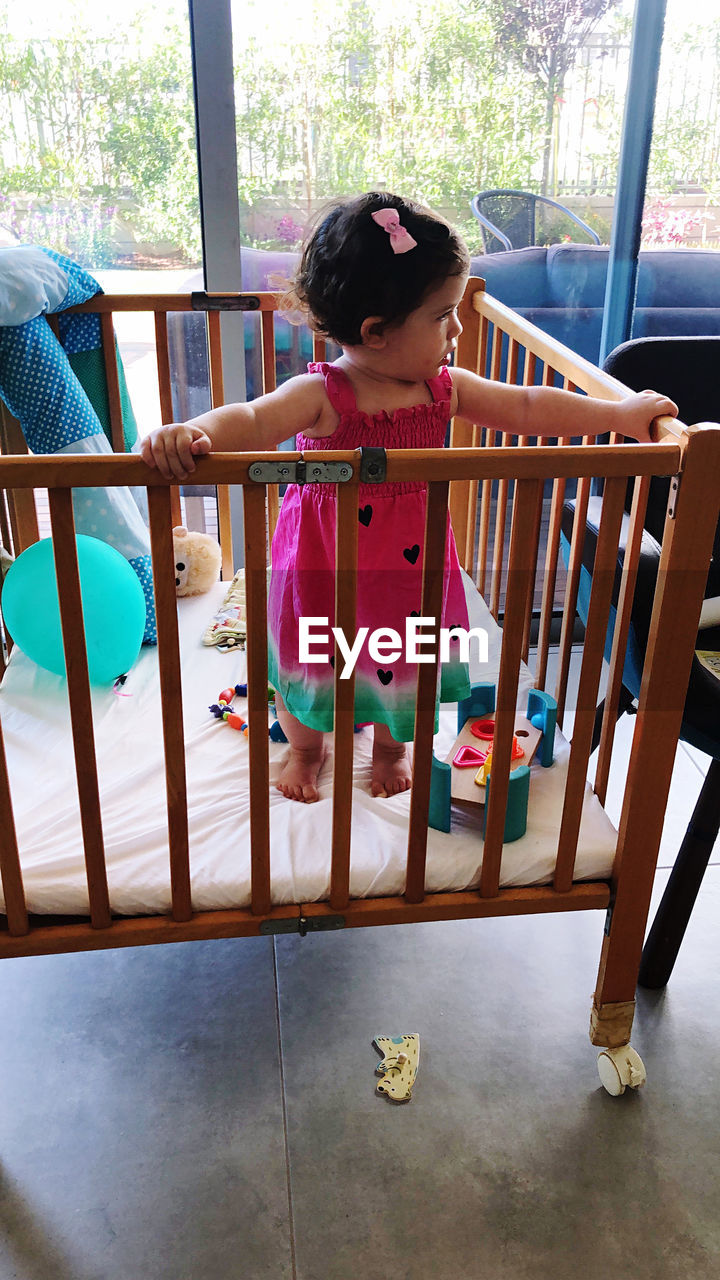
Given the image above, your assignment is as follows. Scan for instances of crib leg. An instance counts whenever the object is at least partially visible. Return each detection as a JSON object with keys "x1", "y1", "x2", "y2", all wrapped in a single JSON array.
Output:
[
  {"x1": 589, "y1": 998, "x2": 647, "y2": 1096},
  {"x1": 589, "y1": 996, "x2": 635, "y2": 1048}
]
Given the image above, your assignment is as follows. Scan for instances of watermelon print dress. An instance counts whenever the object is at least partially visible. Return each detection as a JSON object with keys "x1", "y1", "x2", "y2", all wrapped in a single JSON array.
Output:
[{"x1": 267, "y1": 362, "x2": 471, "y2": 742}]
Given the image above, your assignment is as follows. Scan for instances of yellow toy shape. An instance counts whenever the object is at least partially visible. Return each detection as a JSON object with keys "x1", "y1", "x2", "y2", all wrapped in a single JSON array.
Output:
[{"x1": 373, "y1": 1034, "x2": 420, "y2": 1103}]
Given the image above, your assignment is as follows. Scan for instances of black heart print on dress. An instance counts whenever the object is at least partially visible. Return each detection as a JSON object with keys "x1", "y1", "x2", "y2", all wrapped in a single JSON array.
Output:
[
  {"x1": 403, "y1": 545, "x2": 420, "y2": 564},
  {"x1": 377, "y1": 670, "x2": 393, "y2": 685},
  {"x1": 358, "y1": 505, "x2": 373, "y2": 526}
]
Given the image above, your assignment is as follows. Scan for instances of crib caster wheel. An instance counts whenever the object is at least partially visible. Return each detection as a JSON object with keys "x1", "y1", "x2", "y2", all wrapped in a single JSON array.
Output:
[{"x1": 597, "y1": 1045, "x2": 646, "y2": 1096}]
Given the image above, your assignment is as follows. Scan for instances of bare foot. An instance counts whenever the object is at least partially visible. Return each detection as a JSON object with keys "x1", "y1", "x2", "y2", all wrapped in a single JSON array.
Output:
[
  {"x1": 276, "y1": 745, "x2": 327, "y2": 803},
  {"x1": 371, "y1": 738, "x2": 412, "y2": 797}
]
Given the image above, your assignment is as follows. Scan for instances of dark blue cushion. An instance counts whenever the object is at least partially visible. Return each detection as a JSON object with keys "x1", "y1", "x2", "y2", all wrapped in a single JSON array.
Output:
[
  {"x1": 633, "y1": 308, "x2": 720, "y2": 337},
  {"x1": 546, "y1": 244, "x2": 609, "y2": 309},
  {"x1": 470, "y1": 247, "x2": 552, "y2": 308},
  {"x1": 635, "y1": 250, "x2": 720, "y2": 308}
]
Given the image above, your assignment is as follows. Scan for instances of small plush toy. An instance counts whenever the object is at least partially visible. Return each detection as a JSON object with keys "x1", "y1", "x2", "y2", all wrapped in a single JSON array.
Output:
[{"x1": 172, "y1": 526, "x2": 222, "y2": 597}]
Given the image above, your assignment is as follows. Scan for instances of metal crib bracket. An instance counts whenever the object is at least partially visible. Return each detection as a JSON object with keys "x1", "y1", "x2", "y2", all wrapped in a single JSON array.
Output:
[
  {"x1": 248, "y1": 460, "x2": 354, "y2": 486},
  {"x1": 259, "y1": 914, "x2": 346, "y2": 937},
  {"x1": 359, "y1": 446, "x2": 387, "y2": 483},
  {"x1": 667, "y1": 473, "x2": 681, "y2": 519},
  {"x1": 190, "y1": 292, "x2": 261, "y2": 311}
]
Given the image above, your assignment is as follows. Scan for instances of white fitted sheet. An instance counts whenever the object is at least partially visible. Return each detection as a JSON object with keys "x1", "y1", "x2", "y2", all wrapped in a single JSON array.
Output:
[{"x1": 0, "y1": 576, "x2": 617, "y2": 916}]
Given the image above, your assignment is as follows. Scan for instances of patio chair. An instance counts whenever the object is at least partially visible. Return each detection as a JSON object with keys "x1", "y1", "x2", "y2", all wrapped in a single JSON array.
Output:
[
  {"x1": 470, "y1": 189, "x2": 601, "y2": 253},
  {"x1": 560, "y1": 336, "x2": 720, "y2": 988}
]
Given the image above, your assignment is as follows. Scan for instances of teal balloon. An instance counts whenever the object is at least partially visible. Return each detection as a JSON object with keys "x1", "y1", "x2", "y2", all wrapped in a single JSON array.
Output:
[{"x1": 1, "y1": 536, "x2": 147, "y2": 684}]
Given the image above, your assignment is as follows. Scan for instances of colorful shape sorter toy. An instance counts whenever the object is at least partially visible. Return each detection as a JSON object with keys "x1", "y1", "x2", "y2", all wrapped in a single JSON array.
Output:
[{"x1": 428, "y1": 682, "x2": 557, "y2": 842}]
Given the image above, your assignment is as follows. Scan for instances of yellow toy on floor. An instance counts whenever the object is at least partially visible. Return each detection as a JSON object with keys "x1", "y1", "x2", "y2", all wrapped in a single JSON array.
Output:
[{"x1": 374, "y1": 1035, "x2": 420, "y2": 1103}]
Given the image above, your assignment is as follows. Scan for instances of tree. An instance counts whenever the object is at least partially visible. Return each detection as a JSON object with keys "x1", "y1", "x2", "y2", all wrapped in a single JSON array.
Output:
[{"x1": 486, "y1": 0, "x2": 620, "y2": 194}]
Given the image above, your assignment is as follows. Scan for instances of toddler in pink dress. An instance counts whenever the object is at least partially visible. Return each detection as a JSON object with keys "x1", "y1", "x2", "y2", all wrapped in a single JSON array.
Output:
[{"x1": 267, "y1": 359, "x2": 470, "y2": 745}]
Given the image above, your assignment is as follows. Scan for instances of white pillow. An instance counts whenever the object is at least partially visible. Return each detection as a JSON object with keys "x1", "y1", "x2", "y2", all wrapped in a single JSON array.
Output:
[{"x1": 0, "y1": 245, "x2": 70, "y2": 326}]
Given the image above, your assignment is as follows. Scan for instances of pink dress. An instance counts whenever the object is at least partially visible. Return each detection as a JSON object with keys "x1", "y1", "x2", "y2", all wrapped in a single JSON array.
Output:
[{"x1": 267, "y1": 362, "x2": 471, "y2": 741}]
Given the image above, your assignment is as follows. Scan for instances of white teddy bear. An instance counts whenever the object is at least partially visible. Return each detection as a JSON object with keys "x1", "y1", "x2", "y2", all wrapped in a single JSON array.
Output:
[{"x1": 172, "y1": 526, "x2": 222, "y2": 597}]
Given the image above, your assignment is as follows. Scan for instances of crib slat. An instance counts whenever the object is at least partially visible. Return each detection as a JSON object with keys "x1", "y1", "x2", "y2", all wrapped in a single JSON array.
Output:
[
  {"x1": 48, "y1": 489, "x2": 112, "y2": 929},
  {"x1": 554, "y1": 453, "x2": 592, "y2": 725},
  {"x1": 523, "y1": 349, "x2": 537, "y2": 395},
  {"x1": 489, "y1": 338, "x2": 519, "y2": 619},
  {"x1": 520, "y1": 365, "x2": 557, "y2": 661},
  {"x1": 535, "y1": 378, "x2": 576, "y2": 690},
  {"x1": 330, "y1": 479, "x2": 359, "y2": 911},
  {"x1": 594, "y1": 475, "x2": 650, "y2": 805},
  {"x1": 260, "y1": 312, "x2": 280, "y2": 541},
  {"x1": 5, "y1": 486, "x2": 39, "y2": 559},
  {"x1": 554, "y1": 476, "x2": 627, "y2": 892},
  {"x1": 99, "y1": 313, "x2": 125, "y2": 454},
  {"x1": 203, "y1": 313, "x2": 235, "y2": 579},
  {"x1": 481, "y1": 478, "x2": 542, "y2": 897},
  {"x1": 476, "y1": 327, "x2": 503, "y2": 593},
  {"x1": 207, "y1": 311, "x2": 225, "y2": 407},
  {"x1": 154, "y1": 312, "x2": 174, "y2": 425},
  {"x1": 448, "y1": 280, "x2": 483, "y2": 573},
  {"x1": 216, "y1": 488, "x2": 235, "y2": 580},
  {"x1": 147, "y1": 487, "x2": 192, "y2": 923},
  {"x1": 312, "y1": 333, "x2": 327, "y2": 363},
  {"x1": 243, "y1": 483, "x2": 271, "y2": 916},
  {"x1": 0, "y1": 494, "x2": 11, "y2": 668},
  {"x1": 0, "y1": 404, "x2": 40, "y2": 555},
  {"x1": 478, "y1": 311, "x2": 490, "y2": 378},
  {"x1": 153, "y1": 313, "x2": 183, "y2": 533},
  {"x1": 406, "y1": 481, "x2": 450, "y2": 904},
  {"x1": 535, "y1": 474, "x2": 566, "y2": 690},
  {"x1": 0, "y1": 487, "x2": 12, "y2": 556},
  {"x1": 0, "y1": 714, "x2": 29, "y2": 935},
  {"x1": 465, "y1": 421, "x2": 480, "y2": 581},
  {"x1": 260, "y1": 311, "x2": 277, "y2": 395}
]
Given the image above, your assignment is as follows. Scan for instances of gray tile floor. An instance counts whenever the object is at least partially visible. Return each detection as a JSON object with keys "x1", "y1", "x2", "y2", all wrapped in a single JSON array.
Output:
[{"x1": 0, "y1": 736, "x2": 718, "y2": 1279}]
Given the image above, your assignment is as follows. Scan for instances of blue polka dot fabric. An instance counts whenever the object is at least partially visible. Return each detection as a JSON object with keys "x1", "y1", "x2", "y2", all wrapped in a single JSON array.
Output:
[
  {"x1": 0, "y1": 245, "x2": 158, "y2": 644},
  {"x1": 0, "y1": 316, "x2": 104, "y2": 451},
  {"x1": 129, "y1": 554, "x2": 157, "y2": 644},
  {"x1": 40, "y1": 247, "x2": 103, "y2": 311},
  {"x1": 57, "y1": 311, "x2": 102, "y2": 355}
]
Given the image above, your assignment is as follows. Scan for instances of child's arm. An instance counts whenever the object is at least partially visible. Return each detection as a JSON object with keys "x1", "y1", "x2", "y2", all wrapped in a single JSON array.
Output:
[
  {"x1": 140, "y1": 374, "x2": 327, "y2": 480},
  {"x1": 451, "y1": 368, "x2": 678, "y2": 443}
]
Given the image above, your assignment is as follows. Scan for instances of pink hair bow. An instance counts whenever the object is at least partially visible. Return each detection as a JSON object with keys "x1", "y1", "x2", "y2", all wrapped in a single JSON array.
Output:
[{"x1": 371, "y1": 208, "x2": 417, "y2": 254}]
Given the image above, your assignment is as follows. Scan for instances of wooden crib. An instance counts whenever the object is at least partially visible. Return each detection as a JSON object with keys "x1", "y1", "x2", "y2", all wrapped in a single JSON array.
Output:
[{"x1": 1, "y1": 277, "x2": 718, "y2": 1095}]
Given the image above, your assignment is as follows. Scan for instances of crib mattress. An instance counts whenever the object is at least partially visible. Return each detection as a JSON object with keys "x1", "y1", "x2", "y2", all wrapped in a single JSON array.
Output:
[{"x1": 0, "y1": 576, "x2": 617, "y2": 917}]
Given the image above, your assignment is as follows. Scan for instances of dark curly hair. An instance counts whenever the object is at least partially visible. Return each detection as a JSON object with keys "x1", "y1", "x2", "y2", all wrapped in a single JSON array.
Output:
[{"x1": 288, "y1": 192, "x2": 470, "y2": 346}]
